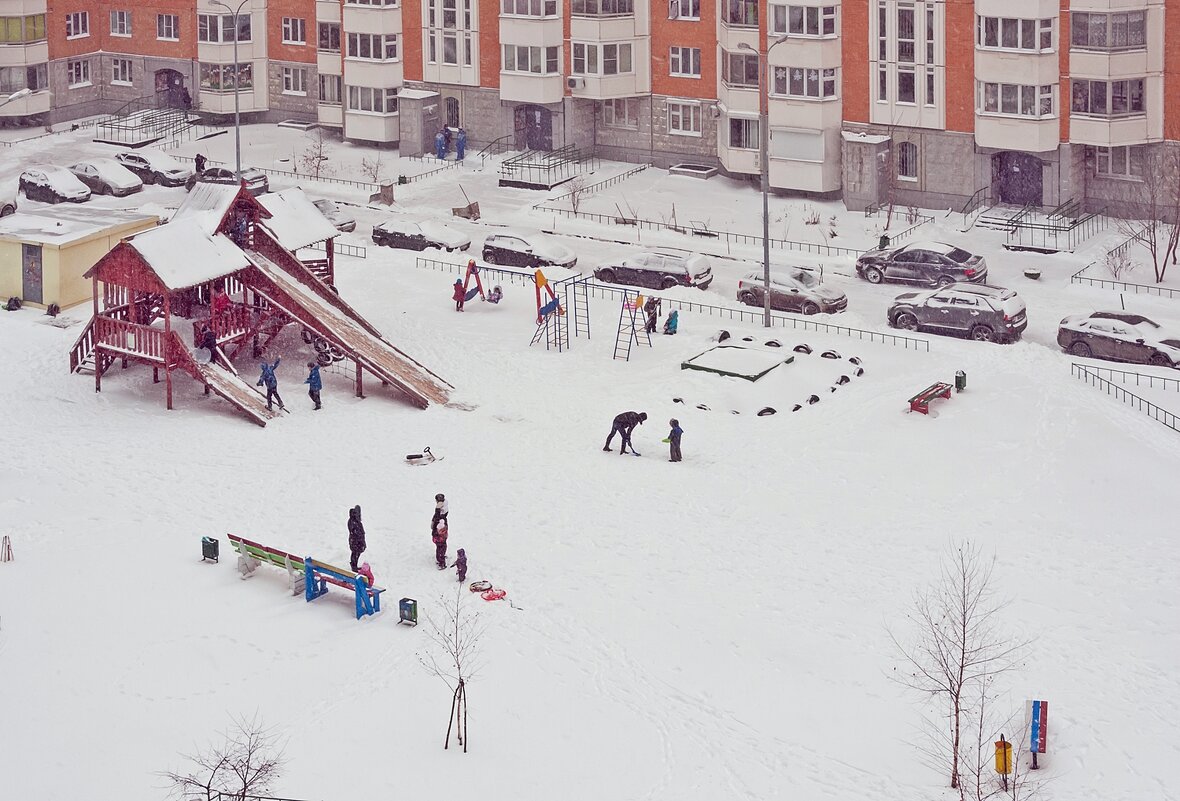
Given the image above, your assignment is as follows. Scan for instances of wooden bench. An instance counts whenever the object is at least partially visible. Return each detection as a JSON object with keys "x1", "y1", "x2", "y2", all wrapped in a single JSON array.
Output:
[
  {"x1": 228, "y1": 533, "x2": 305, "y2": 595},
  {"x1": 909, "y1": 382, "x2": 953, "y2": 415},
  {"x1": 304, "y1": 557, "x2": 385, "y2": 620}
]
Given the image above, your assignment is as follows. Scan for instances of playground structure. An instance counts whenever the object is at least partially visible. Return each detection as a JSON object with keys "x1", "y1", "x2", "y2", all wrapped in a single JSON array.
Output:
[
  {"x1": 69, "y1": 183, "x2": 452, "y2": 425},
  {"x1": 612, "y1": 293, "x2": 652, "y2": 361}
]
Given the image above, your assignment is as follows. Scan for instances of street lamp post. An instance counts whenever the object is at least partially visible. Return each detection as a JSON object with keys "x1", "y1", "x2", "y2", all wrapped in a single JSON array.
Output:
[
  {"x1": 0, "y1": 88, "x2": 32, "y2": 109},
  {"x1": 212, "y1": 0, "x2": 249, "y2": 179},
  {"x1": 739, "y1": 35, "x2": 789, "y2": 327}
]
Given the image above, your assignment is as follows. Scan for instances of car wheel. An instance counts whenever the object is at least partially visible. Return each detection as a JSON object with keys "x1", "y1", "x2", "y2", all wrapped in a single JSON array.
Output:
[
  {"x1": 1148, "y1": 352, "x2": 1171, "y2": 367},
  {"x1": 894, "y1": 311, "x2": 918, "y2": 331},
  {"x1": 970, "y1": 324, "x2": 995, "y2": 342},
  {"x1": 863, "y1": 267, "x2": 883, "y2": 284},
  {"x1": 660, "y1": 276, "x2": 679, "y2": 290},
  {"x1": 801, "y1": 301, "x2": 821, "y2": 316},
  {"x1": 737, "y1": 290, "x2": 757, "y2": 306},
  {"x1": 1068, "y1": 341, "x2": 1092, "y2": 358},
  {"x1": 597, "y1": 269, "x2": 616, "y2": 284},
  {"x1": 935, "y1": 275, "x2": 955, "y2": 288},
  {"x1": 153, "y1": 172, "x2": 166, "y2": 185},
  {"x1": 99, "y1": 183, "x2": 111, "y2": 196},
  {"x1": 0, "y1": 204, "x2": 14, "y2": 217},
  {"x1": 484, "y1": 251, "x2": 497, "y2": 264}
]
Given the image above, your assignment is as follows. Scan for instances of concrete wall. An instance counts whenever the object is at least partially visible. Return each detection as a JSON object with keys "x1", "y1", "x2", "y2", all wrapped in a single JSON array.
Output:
[{"x1": 266, "y1": 60, "x2": 319, "y2": 118}]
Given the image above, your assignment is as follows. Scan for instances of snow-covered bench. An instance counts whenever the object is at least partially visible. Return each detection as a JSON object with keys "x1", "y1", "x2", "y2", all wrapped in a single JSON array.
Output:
[
  {"x1": 908, "y1": 382, "x2": 952, "y2": 415},
  {"x1": 304, "y1": 558, "x2": 385, "y2": 620},
  {"x1": 228, "y1": 533, "x2": 305, "y2": 595}
]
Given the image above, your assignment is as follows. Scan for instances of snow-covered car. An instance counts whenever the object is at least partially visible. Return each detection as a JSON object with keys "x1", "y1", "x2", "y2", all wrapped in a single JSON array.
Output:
[
  {"x1": 68, "y1": 158, "x2": 144, "y2": 197},
  {"x1": 736, "y1": 269, "x2": 847, "y2": 314},
  {"x1": 19, "y1": 166, "x2": 92, "y2": 204},
  {"x1": 372, "y1": 218, "x2": 471, "y2": 252},
  {"x1": 594, "y1": 251, "x2": 713, "y2": 290},
  {"x1": 313, "y1": 198, "x2": 356, "y2": 233},
  {"x1": 481, "y1": 233, "x2": 576, "y2": 269},
  {"x1": 188, "y1": 166, "x2": 269, "y2": 196},
  {"x1": 1057, "y1": 312, "x2": 1180, "y2": 368},
  {"x1": 0, "y1": 186, "x2": 16, "y2": 216},
  {"x1": 888, "y1": 283, "x2": 1026, "y2": 342},
  {"x1": 115, "y1": 149, "x2": 194, "y2": 187},
  {"x1": 856, "y1": 241, "x2": 988, "y2": 287}
]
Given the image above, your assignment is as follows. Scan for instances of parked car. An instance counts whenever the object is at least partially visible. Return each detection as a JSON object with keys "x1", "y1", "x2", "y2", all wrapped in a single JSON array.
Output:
[
  {"x1": 1057, "y1": 312, "x2": 1180, "y2": 368},
  {"x1": 888, "y1": 283, "x2": 1027, "y2": 342},
  {"x1": 19, "y1": 166, "x2": 91, "y2": 204},
  {"x1": 0, "y1": 186, "x2": 16, "y2": 216},
  {"x1": 372, "y1": 218, "x2": 471, "y2": 252},
  {"x1": 736, "y1": 269, "x2": 847, "y2": 314},
  {"x1": 313, "y1": 198, "x2": 356, "y2": 233},
  {"x1": 187, "y1": 165, "x2": 269, "y2": 196},
  {"x1": 115, "y1": 149, "x2": 194, "y2": 187},
  {"x1": 593, "y1": 250, "x2": 714, "y2": 290},
  {"x1": 856, "y1": 241, "x2": 988, "y2": 287},
  {"x1": 68, "y1": 158, "x2": 143, "y2": 196},
  {"x1": 482, "y1": 233, "x2": 576, "y2": 269}
]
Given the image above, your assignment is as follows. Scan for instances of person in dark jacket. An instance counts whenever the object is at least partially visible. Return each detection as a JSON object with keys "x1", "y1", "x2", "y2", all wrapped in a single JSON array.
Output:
[
  {"x1": 347, "y1": 505, "x2": 366, "y2": 571},
  {"x1": 603, "y1": 411, "x2": 647, "y2": 454},
  {"x1": 452, "y1": 548, "x2": 467, "y2": 583},
  {"x1": 257, "y1": 357, "x2": 284, "y2": 411},
  {"x1": 452, "y1": 279, "x2": 466, "y2": 312},
  {"x1": 644, "y1": 296, "x2": 660, "y2": 334},
  {"x1": 431, "y1": 493, "x2": 449, "y2": 535},
  {"x1": 665, "y1": 418, "x2": 683, "y2": 462},
  {"x1": 433, "y1": 520, "x2": 449, "y2": 569},
  {"x1": 197, "y1": 324, "x2": 218, "y2": 364},
  {"x1": 304, "y1": 362, "x2": 322, "y2": 410},
  {"x1": 194, "y1": 152, "x2": 207, "y2": 174}
]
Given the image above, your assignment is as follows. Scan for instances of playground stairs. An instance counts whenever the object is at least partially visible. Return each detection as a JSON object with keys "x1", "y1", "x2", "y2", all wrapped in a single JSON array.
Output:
[
  {"x1": 69, "y1": 295, "x2": 164, "y2": 375},
  {"x1": 611, "y1": 296, "x2": 651, "y2": 361},
  {"x1": 172, "y1": 335, "x2": 282, "y2": 427},
  {"x1": 530, "y1": 305, "x2": 569, "y2": 351},
  {"x1": 570, "y1": 281, "x2": 591, "y2": 340}
]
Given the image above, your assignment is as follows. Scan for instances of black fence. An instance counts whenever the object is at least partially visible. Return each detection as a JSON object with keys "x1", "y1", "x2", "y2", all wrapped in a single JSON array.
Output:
[
  {"x1": 171, "y1": 155, "x2": 378, "y2": 191},
  {"x1": 303, "y1": 240, "x2": 367, "y2": 259},
  {"x1": 1073, "y1": 364, "x2": 1180, "y2": 392},
  {"x1": 1071, "y1": 363, "x2": 1180, "y2": 433},
  {"x1": 1070, "y1": 264, "x2": 1180, "y2": 299}
]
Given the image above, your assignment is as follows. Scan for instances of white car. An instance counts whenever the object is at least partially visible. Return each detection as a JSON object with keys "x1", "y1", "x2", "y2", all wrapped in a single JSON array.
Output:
[
  {"x1": 372, "y1": 218, "x2": 471, "y2": 252},
  {"x1": 481, "y1": 233, "x2": 576, "y2": 269},
  {"x1": 19, "y1": 166, "x2": 92, "y2": 204},
  {"x1": 115, "y1": 149, "x2": 194, "y2": 187},
  {"x1": 69, "y1": 158, "x2": 144, "y2": 197},
  {"x1": 736, "y1": 269, "x2": 848, "y2": 314},
  {"x1": 313, "y1": 199, "x2": 356, "y2": 233}
]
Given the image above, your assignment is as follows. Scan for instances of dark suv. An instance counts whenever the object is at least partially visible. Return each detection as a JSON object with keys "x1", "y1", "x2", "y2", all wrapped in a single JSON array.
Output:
[
  {"x1": 593, "y1": 251, "x2": 713, "y2": 290},
  {"x1": 856, "y1": 241, "x2": 987, "y2": 286},
  {"x1": 888, "y1": 283, "x2": 1027, "y2": 342}
]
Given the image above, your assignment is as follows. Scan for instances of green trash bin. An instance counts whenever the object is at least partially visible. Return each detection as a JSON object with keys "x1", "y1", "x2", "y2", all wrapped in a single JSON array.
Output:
[
  {"x1": 955, "y1": 370, "x2": 967, "y2": 393},
  {"x1": 398, "y1": 597, "x2": 418, "y2": 626}
]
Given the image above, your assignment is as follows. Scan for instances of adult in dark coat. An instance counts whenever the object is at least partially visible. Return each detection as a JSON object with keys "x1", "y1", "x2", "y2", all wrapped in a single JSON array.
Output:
[
  {"x1": 644, "y1": 296, "x2": 660, "y2": 334},
  {"x1": 603, "y1": 411, "x2": 647, "y2": 454},
  {"x1": 348, "y1": 505, "x2": 366, "y2": 571}
]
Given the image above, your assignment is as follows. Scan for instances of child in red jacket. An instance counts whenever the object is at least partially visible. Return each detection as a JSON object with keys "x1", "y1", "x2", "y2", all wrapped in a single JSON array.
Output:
[{"x1": 452, "y1": 279, "x2": 465, "y2": 312}]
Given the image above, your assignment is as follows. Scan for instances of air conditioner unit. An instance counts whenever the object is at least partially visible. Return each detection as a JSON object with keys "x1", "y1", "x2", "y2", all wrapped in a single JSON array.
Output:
[{"x1": 567, "y1": 77, "x2": 585, "y2": 89}]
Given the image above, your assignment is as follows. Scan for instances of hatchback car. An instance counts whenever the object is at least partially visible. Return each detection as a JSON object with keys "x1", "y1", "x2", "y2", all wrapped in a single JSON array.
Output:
[
  {"x1": 69, "y1": 158, "x2": 143, "y2": 197},
  {"x1": 594, "y1": 251, "x2": 713, "y2": 290},
  {"x1": 187, "y1": 166, "x2": 269, "y2": 196},
  {"x1": 372, "y1": 218, "x2": 471, "y2": 252},
  {"x1": 736, "y1": 269, "x2": 847, "y2": 314},
  {"x1": 888, "y1": 283, "x2": 1027, "y2": 342},
  {"x1": 313, "y1": 198, "x2": 356, "y2": 233},
  {"x1": 857, "y1": 241, "x2": 987, "y2": 287},
  {"x1": 1057, "y1": 312, "x2": 1180, "y2": 368},
  {"x1": 19, "y1": 166, "x2": 92, "y2": 204},
  {"x1": 482, "y1": 233, "x2": 576, "y2": 269},
  {"x1": 115, "y1": 149, "x2": 194, "y2": 187}
]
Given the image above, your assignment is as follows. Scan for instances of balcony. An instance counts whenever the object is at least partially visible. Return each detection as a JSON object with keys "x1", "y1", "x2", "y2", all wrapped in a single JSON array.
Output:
[
  {"x1": 1069, "y1": 114, "x2": 1150, "y2": 147},
  {"x1": 1070, "y1": 48, "x2": 1153, "y2": 80},
  {"x1": 722, "y1": 0, "x2": 758, "y2": 28},
  {"x1": 0, "y1": 89, "x2": 51, "y2": 118},
  {"x1": 975, "y1": 50, "x2": 1058, "y2": 87},
  {"x1": 501, "y1": 72, "x2": 564, "y2": 104},
  {"x1": 342, "y1": 5, "x2": 402, "y2": 34},
  {"x1": 975, "y1": 115, "x2": 1059, "y2": 153}
]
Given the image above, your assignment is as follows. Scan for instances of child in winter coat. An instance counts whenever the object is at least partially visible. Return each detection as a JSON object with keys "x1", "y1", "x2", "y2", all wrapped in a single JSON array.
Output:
[
  {"x1": 452, "y1": 279, "x2": 466, "y2": 312},
  {"x1": 663, "y1": 418, "x2": 683, "y2": 462},
  {"x1": 453, "y1": 548, "x2": 467, "y2": 583},
  {"x1": 432, "y1": 493, "x2": 449, "y2": 534},
  {"x1": 304, "y1": 362, "x2": 322, "y2": 410},
  {"x1": 487, "y1": 285, "x2": 503, "y2": 304},
  {"x1": 348, "y1": 505, "x2": 366, "y2": 571},
  {"x1": 663, "y1": 309, "x2": 679, "y2": 335},
  {"x1": 257, "y1": 357, "x2": 284, "y2": 411},
  {"x1": 433, "y1": 520, "x2": 449, "y2": 569}
]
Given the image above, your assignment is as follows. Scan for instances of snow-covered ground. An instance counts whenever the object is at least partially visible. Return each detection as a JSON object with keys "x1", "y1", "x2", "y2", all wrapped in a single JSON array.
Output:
[{"x1": 2, "y1": 124, "x2": 1180, "y2": 801}]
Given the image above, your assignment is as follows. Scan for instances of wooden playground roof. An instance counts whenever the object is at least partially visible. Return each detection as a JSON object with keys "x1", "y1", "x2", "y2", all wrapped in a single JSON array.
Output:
[
  {"x1": 172, "y1": 182, "x2": 271, "y2": 235},
  {"x1": 85, "y1": 219, "x2": 250, "y2": 293},
  {"x1": 257, "y1": 188, "x2": 340, "y2": 251}
]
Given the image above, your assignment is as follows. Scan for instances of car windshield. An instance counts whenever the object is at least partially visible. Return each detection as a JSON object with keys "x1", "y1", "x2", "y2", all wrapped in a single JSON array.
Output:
[
  {"x1": 793, "y1": 271, "x2": 819, "y2": 288},
  {"x1": 314, "y1": 200, "x2": 332, "y2": 212},
  {"x1": 945, "y1": 248, "x2": 973, "y2": 263},
  {"x1": 1160, "y1": 339, "x2": 1180, "y2": 348}
]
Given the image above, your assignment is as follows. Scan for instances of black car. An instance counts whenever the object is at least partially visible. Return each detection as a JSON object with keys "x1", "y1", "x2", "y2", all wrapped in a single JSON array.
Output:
[
  {"x1": 481, "y1": 233, "x2": 576, "y2": 269},
  {"x1": 888, "y1": 283, "x2": 1027, "y2": 342},
  {"x1": 856, "y1": 241, "x2": 988, "y2": 286},
  {"x1": 593, "y1": 251, "x2": 713, "y2": 290},
  {"x1": 1057, "y1": 312, "x2": 1180, "y2": 368}
]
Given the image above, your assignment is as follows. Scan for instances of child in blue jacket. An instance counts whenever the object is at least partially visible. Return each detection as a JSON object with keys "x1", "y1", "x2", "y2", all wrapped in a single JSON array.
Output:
[
  {"x1": 257, "y1": 357, "x2": 284, "y2": 411},
  {"x1": 664, "y1": 418, "x2": 683, "y2": 462},
  {"x1": 305, "y1": 362, "x2": 322, "y2": 410}
]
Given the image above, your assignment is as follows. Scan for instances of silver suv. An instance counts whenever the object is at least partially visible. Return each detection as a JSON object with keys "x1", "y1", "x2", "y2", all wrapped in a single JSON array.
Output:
[
  {"x1": 594, "y1": 251, "x2": 713, "y2": 290},
  {"x1": 888, "y1": 283, "x2": 1027, "y2": 342}
]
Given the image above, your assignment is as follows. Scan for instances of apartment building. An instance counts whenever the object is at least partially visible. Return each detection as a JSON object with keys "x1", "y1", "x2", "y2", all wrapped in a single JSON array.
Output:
[{"x1": 1, "y1": 1, "x2": 1177, "y2": 216}]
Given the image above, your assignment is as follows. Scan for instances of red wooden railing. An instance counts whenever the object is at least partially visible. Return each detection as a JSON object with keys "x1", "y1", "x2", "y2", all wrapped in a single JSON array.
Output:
[
  {"x1": 94, "y1": 317, "x2": 168, "y2": 362},
  {"x1": 68, "y1": 317, "x2": 98, "y2": 374}
]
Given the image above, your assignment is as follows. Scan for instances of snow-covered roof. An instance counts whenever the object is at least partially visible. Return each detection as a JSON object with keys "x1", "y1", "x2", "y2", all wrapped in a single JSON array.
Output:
[
  {"x1": 398, "y1": 88, "x2": 439, "y2": 100},
  {"x1": 0, "y1": 207, "x2": 158, "y2": 246},
  {"x1": 171, "y1": 183, "x2": 240, "y2": 234},
  {"x1": 840, "y1": 131, "x2": 891, "y2": 144},
  {"x1": 127, "y1": 218, "x2": 250, "y2": 290},
  {"x1": 904, "y1": 240, "x2": 957, "y2": 254},
  {"x1": 257, "y1": 187, "x2": 339, "y2": 251}
]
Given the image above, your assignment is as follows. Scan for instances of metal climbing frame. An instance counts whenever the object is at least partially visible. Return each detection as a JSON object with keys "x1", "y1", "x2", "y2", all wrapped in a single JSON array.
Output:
[
  {"x1": 531, "y1": 301, "x2": 569, "y2": 351},
  {"x1": 612, "y1": 294, "x2": 651, "y2": 361}
]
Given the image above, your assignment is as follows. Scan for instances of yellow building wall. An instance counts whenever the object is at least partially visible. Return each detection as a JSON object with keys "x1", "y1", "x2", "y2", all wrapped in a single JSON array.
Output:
[{"x1": 0, "y1": 240, "x2": 20, "y2": 302}]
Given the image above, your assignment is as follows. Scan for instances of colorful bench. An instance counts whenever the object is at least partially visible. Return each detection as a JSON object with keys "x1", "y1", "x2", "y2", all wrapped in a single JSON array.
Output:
[
  {"x1": 228, "y1": 533, "x2": 305, "y2": 595},
  {"x1": 909, "y1": 382, "x2": 953, "y2": 415},
  {"x1": 304, "y1": 558, "x2": 385, "y2": 620}
]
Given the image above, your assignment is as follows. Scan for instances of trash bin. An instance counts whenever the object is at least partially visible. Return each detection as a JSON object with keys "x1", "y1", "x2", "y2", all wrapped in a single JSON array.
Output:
[
  {"x1": 994, "y1": 739, "x2": 1012, "y2": 775},
  {"x1": 399, "y1": 597, "x2": 419, "y2": 626},
  {"x1": 201, "y1": 536, "x2": 219, "y2": 563},
  {"x1": 955, "y1": 370, "x2": 967, "y2": 393}
]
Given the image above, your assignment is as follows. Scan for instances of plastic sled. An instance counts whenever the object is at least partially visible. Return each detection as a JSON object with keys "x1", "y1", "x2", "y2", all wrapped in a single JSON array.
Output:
[{"x1": 405, "y1": 446, "x2": 442, "y2": 466}]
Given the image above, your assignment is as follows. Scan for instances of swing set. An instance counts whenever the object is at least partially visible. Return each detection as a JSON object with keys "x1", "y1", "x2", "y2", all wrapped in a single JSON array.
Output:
[{"x1": 458, "y1": 260, "x2": 503, "y2": 305}]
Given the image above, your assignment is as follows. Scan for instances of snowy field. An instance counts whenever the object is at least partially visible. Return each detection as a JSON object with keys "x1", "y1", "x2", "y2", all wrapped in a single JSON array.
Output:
[{"x1": 2, "y1": 124, "x2": 1180, "y2": 801}]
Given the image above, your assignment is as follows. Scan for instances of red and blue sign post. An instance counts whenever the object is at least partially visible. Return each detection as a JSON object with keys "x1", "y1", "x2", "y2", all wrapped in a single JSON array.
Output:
[{"x1": 1027, "y1": 699, "x2": 1049, "y2": 769}]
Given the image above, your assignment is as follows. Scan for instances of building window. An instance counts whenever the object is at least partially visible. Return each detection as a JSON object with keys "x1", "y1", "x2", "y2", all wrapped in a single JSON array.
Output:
[
  {"x1": 667, "y1": 100, "x2": 702, "y2": 136},
  {"x1": 897, "y1": 141, "x2": 917, "y2": 180},
  {"x1": 724, "y1": 0, "x2": 758, "y2": 27},
  {"x1": 571, "y1": 0, "x2": 632, "y2": 14},
  {"x1": 319, "y1": 74, "x2": 342, "y2": 105},
  {"x1": 0, "y1": 63, "x2": 46, "y2": 92},
  {"x1": 67, "y1": 59, "x2": 91, "y2": 87},
  {"x1": 897, "y1": 66, "x2": 915, "y2": 103},
  {"x1": 1070, "y1": 12, "x2": 1147, "y2": 50},
  {"x1": 198, "y1": 14, "x2": 250, "y2": 43},
  {"x1": 346, "y1": 86, "x2": 399, "y2": 113},
  {"x1": 668, "y1": 0, "x2": 700, "y2": 20},
  {"x1": 427, "y1": 0, "x2": 472, "y2": 66},
  {"x1": 771, "y1": 66, "x2": 837, "y2": 99},
  {"x1": 1095, "y1": 145, "x2": 1144, "y2": 179},
  {"x1": 926, "y1": 5, "x2": 935, "y2": 61},
  {"x1": 1071, "y1": 79, "x2": 1145, "y2": 117},
  {"x1": 318, "y1": 23, "x2": 341, "y2": 52},
  {"x1": 925, "y1": 70, "x2": 935, "y2": 106},
  {"x1": 282, "y1": 67, "x2": 307, "y2": 94},
  {"x1": 770, "y1": 5, "x2": 836, "y2": 36},
  {"x1": 65, "y1": 11, "x2": 89, "y2": 39},
  {"x1": 877, "y1": 66, "x2": 887, "y2": 102},
  {"x1": 669, "y1": 47, "x2": 701, "y2": 78},
  {"x1": 722, "y1": 51, "x2": 760, "y2": 88},
  {"x1": 572, "y1": 43, "x2": 632, "y2": 75},
  {"x1": 729, "y1": 117, "x2": 759, "y2": 149},
  {"x1": 1, "y1": 15, "x2": 45, "y2": 43},
  {"x1": 282, "y1": 18, "x2": 305, "y2": 44},
  {"x1": 897, "y1": 4, "x2": 915, "y2": 62},
  {"x1": 502, "y1": 45, "x2": 559, "y2": 74},
  {"x1": 110, "y1": 10, "x2": 131, "y2": 36},
  {"x1": 348, "y1": 33, "x2": 399, "y2": 60},
  {"x1": 978, "y1": 82, "x2": 1054, "y2": 117},
  {"x1": 223, "y1": 15, "x2": 250, "y2": 42},
  {"x1": 602, "y1": 98, "x2": 639, "y2": 128},
  {"x1": 199, "y1": 63, "x2": 253, "y2": 91},
  {"x1": 976, "y1": 17, "x2": 1054, "y2": 52},
  {"x1": 157, "y1": 14, "x2": 178, "y2": 40},
  {"x1": 198, "y1": 14, "x2": 216, "y2": 42},
  {"x1": 111, "y1": 58, "x2": 133, "y2": 85},
  {"x1": 502, "y1": 0, "x2": 558, "y2": 15}
]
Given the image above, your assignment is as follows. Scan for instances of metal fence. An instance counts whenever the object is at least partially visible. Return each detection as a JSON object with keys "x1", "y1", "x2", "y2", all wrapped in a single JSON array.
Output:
[
  {"x1": 170, "y1": 155, "x2": 378, "y2": 191},
  {"x1": 1071, "y1": 363, "x2": 1180, "y2": 433},
  {"x1": 1074, "y1": 364, "x2": 1180, "y2": 392},
  {"x1": 400, "y1": 159, "x2": 463, "y2": 183},
  {"x1": 303, "y1": 240, "x2": 367, "y2": 259},
  {"x1": 543, "y1": 163, "x2": 649, "y2": 205},
  {"x1": 1006, "y1": 208, "x2": 1108, "y2": 252},
  {"x1": 1070, "y1": 264, "x2": 1180, "y2": 299}
]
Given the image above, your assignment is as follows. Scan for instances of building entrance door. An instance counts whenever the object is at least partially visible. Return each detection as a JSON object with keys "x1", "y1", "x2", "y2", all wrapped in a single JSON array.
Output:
[
  {"x1": 22, "y1": 243, "x2": 43, "y2": 304},
  {"x1": 992, "y1": 152, "x2": 1044, "y2": 206},
  {"x1": 513, "y1": 105, "x2": 553, "y2": 151},
  {"x1": 155, "y1": 69, "x2": 186, "y2": 108}
]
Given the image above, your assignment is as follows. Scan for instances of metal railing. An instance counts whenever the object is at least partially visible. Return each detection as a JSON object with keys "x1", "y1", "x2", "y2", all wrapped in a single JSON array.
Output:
[
  {"x1": 1071, "y1": 363, "x2": 1179, "y2": 433},
  {"x1": 544, "y1": 163, "x2": 649, "y2": 205},
  {"x1": 303, "y1": 240, "x2": 367, "y2": 259},
  {"x1": 501, "y1": 144, "x2": 592, "y2": 187},
  {"x1": 170, "y1": 155, "x2": 379, "y2": 190},
  {"x1": 960, "y1": 185, "x2": 992, "y2": 228},
  {"x1": 1074, "y1": 364, "x2": 1180, "y2": 392},
  {"x1": 1069, "y1": 263, "x2": 1180, "y2": 299},
  {"x1": 477, "y1": 133, "x2": 515, "y2": 166},
  {"x1": 400, "y1": 159, "x2": 463, "y2": 183}
]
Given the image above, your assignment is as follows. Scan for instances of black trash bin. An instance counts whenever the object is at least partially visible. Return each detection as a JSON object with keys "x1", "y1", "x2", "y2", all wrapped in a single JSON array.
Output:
[
  {"x1": 201, "y1": 536, "x2": 219, "y2": 563},
  {"x1": 955, "y1": 370, "x2": 967, "y2": 393}
]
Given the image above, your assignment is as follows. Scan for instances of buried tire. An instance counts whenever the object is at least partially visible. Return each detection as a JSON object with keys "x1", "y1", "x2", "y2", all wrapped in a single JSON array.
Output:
[
  {"x1": 893, "y1": 312, "x2": 918, "y2": 331},
  {"x1": 970, "y1": 324, "x2": 995, "y2": 343},
  {"x1": 1068, "y1": 341, "x2": 1092, "y2": 358}
]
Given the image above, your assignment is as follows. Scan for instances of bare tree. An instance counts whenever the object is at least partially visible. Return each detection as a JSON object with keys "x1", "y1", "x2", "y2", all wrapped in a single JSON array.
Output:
[
  {"x1": 1104, "y1": 247, "x2": 1137, "y2": 281},
  {"x1": 300, "y1": 128, "x2": 334, "y2": 179},
  {"x1": 1116, "y1": 147, "x2": 1180, "y2": 283},
  {"x1": 419, "y1": 584, "x2": 485, "y2": 752},
  {"x1": 566, "y1": 175, "x2": 588, "y2": 214},
  {"x1": 160, "y1": 714, "x2": 285, "y2": 801},
  {"x1": 889, "y1": 542, "x2": 1029, "y2": 792},
  {"x1": 360, "y1": 150, "x2": 386, "y2": 183}
]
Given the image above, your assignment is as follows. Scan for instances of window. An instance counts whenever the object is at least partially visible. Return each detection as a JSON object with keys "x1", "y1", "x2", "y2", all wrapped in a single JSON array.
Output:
[
  {"x1": 729, "y1": 117, "x2": 760, "y2": 149},
  {"x1": 427, "y1": 0, "x2": 473, "y2": 67},
  {"x1": 668, "y1": 0, "x2": 701, "y2": 20},
  {"x1": 66, "y1": 11, "x2": 89, "y2": 38},
  {"x1": 318, "y1": 23, "x2": 341, "y2": 52},
  {"x1": 346, "y1": 86, "x2": 399, "y2": 113},
  {"x1": 572, "y1": 42, "x2": 597, "y2": 74},
  {"x1": 199, "y1": 63, "x2": 253, "y2": 91},
  {"x1": 878, "y1": 66, "x2": 887, "y2": 102},
  {"x1": 603, "y1": 98, "x2": 639, "y2": 128},
  {"x1": 223, "y1": 15, "x2": 250, "y2": 42},
  {"x1": 1071, "y1": 79, "x2": 1145, "y2": 116},
  {"x1": 1, "y1": 14, "x2": 46, "y2": 43},
  {"x1": 770, "y1": 5, "x2": 836, "y2": 36},
  {"x1": 926, "y1": 5, "x2": 935, "y2": 61},
  {"x1": 725, "y1": 0, "x2": 758, "y2": 27},
  {"x1": 670, "y1": 47, "x2": 701, "y2": 77},
  {"x1": 897, "y1": 67, "x2": 915, "y2": 103},
  {"x1": 111, "y1": 58, "x2": 132, "y2": 85},
  {"x1": 603, "y1": 43, "x2": 631, "y2": 74},
  {"x1": 667, "y1": 100, "x2": 702, "y2": 135},
  {"x1": 722, "y1": 51, "x2": 760, "y2": 87},
  {"x1": 282, "y1": 67, "x2": 307, "y2": 94},
  {"x1": 67, "y1": 59, "x2": 91, "y2": 87},
  {"x1": 897, "y1": 141, "x2": 917, "y2": 180},
  {"x1": 198, "y1": 14, "x2": 217, "y2": 42},
  {"x1": 157, "y1": 14, "x2": 178, "y2": 40},
  {"x1": 976, "y1": 17, "x2": 1054, "y2": 51},
  {"x1": 572, "y1": 43, "x2": 632, "y2": 75},
  {"x1": 319, "y1": 74, "x2": 342, "y2": 105},
  {"x1": 771, "y1": 66, "x2": 837, "y2": 99},
  {"x1": 198, "y1": 14, "x2": 250, "y2": 42},
  {"x1": 0, "y1": 63, "x2": 47, "y2": 92},
  {"x1": 348, "y1": 33, "x2": 399, "y2": 60},
  {"x1": 282, "y1": 18, "x2": 305, "y2": 44},
  {"x1": 1095, "y1": 145, "x2": 1144, "y2": 179},
  {"x1": 925, "y1": 70, "x2": 935, "y2": 106},
  {"x1": 502, "y1": 45, "x2": 559, "y2": 74},
  {"x1": 1071, "y1": 12, "x2": 1147, "y2": 50},
  {"x1": 502, "y1": 0, "x2": 558, "y2": 15},
  {"x1": 897, "y1": 4, "x2": 914, "y2": 62},
  {"x1": 978, "y1": 82, "x2": 1054, "y2": 117},
  {"x1": 110, "y1": 10, "x2": 131, "y2": 36},
  {"x1": 571, "y1": 0, "x2": 632, "y2": 14}
]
